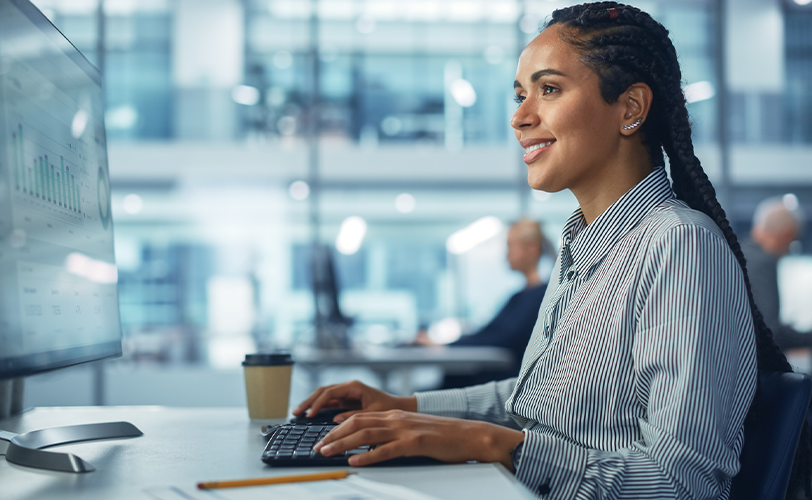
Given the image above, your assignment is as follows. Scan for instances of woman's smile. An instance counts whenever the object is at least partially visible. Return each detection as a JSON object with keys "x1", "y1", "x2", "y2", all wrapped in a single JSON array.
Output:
[{"x1": 522, "y1": 139, "x2": 556, "y2": 164}]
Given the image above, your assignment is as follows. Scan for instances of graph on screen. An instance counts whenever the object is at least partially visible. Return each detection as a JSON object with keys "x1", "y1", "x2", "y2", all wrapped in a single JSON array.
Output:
[{"x1": 11, "y1": 123, "x2": 84, "y2": 222}]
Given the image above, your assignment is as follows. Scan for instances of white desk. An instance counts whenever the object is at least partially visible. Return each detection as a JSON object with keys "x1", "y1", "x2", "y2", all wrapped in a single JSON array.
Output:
[
  {"x1": 0, "y1": 406, "x2": 534, "y2": 500},
  {"x1": 294, "y1": 346, "x2": 514, "y2": 395}
]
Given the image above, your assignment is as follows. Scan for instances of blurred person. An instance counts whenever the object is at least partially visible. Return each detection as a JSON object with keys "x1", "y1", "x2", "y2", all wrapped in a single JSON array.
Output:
[
  {"x1": 293, "y1": 3, "x2": 808, "y2": 498},
  {"x1": 742, "y1": 196, "x2": 809, "y2": 350},
  {"x1": 415, "y1": 219, "x2": 549, "y2": 388}
]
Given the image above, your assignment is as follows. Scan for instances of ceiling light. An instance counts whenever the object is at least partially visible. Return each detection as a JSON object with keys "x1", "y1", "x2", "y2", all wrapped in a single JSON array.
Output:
[
  {"x1": 336, "y1": 216, "x2": 367, "y2": 255},
  {"x1": 122, "y1": 193, "x2": 143, "y2": 214},
  {"x1": 273, "y1": 50, "x2": 293, "y2": 69},
  {"x1": 683, "y1": 81, "x2": 715, "y2": 104},
  {"x1": 395, "y1": 193, "x2": 416, "y2": 213},
  {"x1": 784, "y1": 193, "x2": 799, "y2": 211},
  {"x1": 289, "y1": 181, "x2": 310, "y2": 201},
  {"x1": 450, "y1": 79, "x2": 477, "y2": 107},
  {"x1": 446, "y1": 216, "x2": 502, "y2": 254},
  {"x1": 519, "y1": 14, "x2": 539, "y2": 34},
  {"x1": 231, "y1": 85, "x2": 260, "y2": 106}
]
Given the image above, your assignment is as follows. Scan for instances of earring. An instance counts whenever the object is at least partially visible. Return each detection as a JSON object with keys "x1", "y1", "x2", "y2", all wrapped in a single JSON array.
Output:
[{"x1": 622, "y1": 118, "x2": 642, "y2": 131}]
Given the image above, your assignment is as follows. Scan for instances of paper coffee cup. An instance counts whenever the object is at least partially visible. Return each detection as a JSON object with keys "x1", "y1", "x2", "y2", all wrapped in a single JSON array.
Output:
[{"x1": 243, "y1": 352, "x2": 294, "y2": 420}]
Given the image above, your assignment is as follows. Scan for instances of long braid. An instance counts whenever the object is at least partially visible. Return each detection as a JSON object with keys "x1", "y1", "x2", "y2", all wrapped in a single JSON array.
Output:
[{"x1": 546, "y1": 2, "x2": 810, "y2": 496}]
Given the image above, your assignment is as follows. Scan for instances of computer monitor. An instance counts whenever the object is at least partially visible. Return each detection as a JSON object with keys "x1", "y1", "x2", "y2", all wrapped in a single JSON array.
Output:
[
  {"x1": 0, "y1": 0, "x2": 141, "y2": 472},
  {"x1": 311, "y1": 244, "x2": 351, "y2": 349}
]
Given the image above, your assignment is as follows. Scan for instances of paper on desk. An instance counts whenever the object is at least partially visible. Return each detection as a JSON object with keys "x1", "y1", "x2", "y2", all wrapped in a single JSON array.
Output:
[{"x1": 145, "y1": 476, "x2": 441, "y2": 500}]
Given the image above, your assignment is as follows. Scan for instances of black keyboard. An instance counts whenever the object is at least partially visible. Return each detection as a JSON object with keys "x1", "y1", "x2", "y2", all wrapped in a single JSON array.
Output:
[{"x1": 261, "y1": 421, "x2": 440, "y2": 467}]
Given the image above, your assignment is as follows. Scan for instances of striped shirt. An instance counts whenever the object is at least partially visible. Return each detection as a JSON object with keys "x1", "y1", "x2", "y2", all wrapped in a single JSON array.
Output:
[{"x1": 416, "y1": 167, "x2": 757, "y2": 499}]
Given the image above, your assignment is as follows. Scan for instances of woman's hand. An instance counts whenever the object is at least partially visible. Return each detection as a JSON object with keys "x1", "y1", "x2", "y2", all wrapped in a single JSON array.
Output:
[
  {"x1": 314, "y1": 410, "x2": 525, "y2": 470},
  {"x1": 293, "y1": 380, "x2": 417, "y2": 422}
]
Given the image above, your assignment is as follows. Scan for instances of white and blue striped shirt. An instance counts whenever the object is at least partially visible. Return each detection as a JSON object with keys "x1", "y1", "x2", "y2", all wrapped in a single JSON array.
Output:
[{"x1": 416, "y1": 167, "x2": 757, "y2": 499}]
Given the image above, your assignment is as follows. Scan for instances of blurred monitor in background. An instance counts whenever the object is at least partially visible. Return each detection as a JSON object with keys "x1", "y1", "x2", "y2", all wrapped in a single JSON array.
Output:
[
  {"x1": 742, "y1": 196, "x2": 811, "y2": 351},
  {"x1": 312, "y1": 244, "x2": 352, "y2": 350},
  {"x1": 416, "y1": 219, "x2": 550, "y2": 389},
  {"x1": 778, "y1": 257, "x2": 812, "y2": 334}
]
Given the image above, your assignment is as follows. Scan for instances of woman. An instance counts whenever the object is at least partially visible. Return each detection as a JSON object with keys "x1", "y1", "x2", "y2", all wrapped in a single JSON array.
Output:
[{"x1": 294, "y1": 3, "x2": 806, "y2": 498}]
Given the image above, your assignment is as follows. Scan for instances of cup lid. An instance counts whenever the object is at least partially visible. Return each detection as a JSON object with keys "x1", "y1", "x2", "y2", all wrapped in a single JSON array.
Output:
[{"x1": 243, "y1": 352, "x2": 293, "y2": 366}]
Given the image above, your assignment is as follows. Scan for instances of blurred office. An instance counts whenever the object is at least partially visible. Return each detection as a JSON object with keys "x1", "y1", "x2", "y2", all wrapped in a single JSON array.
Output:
[{"x1": 23, "y1": 0, "x2": 812, "y2": 406}]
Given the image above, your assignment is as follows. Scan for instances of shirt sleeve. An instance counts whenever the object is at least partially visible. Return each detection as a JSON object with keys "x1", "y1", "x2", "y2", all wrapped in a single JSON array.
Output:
[
  {"x1": 514, "y1": 224, "x2": 757, "y2": 499},
  {"x1": 415, "y1": 378, "x2": 522, "y2": 429}
]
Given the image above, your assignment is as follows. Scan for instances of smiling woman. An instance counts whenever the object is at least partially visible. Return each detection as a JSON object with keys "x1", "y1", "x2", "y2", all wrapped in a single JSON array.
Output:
[{"x1": 293, "y1": 3, "x2": 808, "y2": 499}]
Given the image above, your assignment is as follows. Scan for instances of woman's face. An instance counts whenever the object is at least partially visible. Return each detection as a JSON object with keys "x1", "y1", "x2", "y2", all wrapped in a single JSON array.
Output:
[{"x1": 511, "y1": 25, "x2": 626, "y2": 194}]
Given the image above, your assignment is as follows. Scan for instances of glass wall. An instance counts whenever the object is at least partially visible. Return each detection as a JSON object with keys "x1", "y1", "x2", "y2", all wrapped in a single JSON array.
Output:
[{"x1": 29, "y1": 0, "x2": 812, "y2": 369}]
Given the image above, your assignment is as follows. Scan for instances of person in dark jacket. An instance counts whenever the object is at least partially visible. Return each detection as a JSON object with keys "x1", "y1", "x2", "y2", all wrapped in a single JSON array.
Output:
[{"x1": 416, "y1": 219, "x2": 549, "y2": 388}]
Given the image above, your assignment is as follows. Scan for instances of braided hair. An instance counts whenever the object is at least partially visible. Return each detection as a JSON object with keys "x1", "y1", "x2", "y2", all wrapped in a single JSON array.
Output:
[{"x1": 543, "y1": 2, "x2": 810, "y2": 497}]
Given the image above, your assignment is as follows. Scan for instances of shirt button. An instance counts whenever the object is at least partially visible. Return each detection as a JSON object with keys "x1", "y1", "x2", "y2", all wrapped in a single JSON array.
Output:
[
  {"x1": 537, "y1": 483, "x2": 551, "y2": 495},
  {"x1": 566, "y1": 270, "x2": 575, "y2": 280}
]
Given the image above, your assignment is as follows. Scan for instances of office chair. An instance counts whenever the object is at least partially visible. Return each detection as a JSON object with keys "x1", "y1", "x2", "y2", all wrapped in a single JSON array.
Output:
[{"x1": 730, "y1": 370, "x2": 812, "y2": 500}]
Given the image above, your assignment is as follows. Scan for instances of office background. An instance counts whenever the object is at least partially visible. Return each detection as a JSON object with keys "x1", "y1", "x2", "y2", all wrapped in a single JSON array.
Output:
[{"x1": 22, "y1": 0, "x2": 812, "y2": 407}]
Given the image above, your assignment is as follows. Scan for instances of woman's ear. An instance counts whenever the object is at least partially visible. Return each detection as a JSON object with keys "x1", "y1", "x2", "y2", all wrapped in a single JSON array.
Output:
[{"x1": 620, "y1": 82, "x2": 653, "y2": 135}]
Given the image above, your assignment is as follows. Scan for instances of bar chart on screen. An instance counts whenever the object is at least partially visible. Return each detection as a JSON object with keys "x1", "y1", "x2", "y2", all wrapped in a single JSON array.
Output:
[{"x1": 10, "y1": 121, "x2": 85, "y2": 226}]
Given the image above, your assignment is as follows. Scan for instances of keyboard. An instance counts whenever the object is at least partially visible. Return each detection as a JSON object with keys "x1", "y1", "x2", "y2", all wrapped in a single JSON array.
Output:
[{"x1": 261, "y1": 420, "x2": 441, "y2": 467}]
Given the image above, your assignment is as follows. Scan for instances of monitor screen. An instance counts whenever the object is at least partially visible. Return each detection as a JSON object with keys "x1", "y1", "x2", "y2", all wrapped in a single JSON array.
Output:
[{"x1": 0, "y1": 0, "x2": 122, "y2": 379}]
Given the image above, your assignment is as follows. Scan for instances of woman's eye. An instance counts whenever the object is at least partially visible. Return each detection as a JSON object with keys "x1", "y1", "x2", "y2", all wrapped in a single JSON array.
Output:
[
  {"x1": 513, "y1": 94, "x2": 525, "y2": 105},
  {"x1": 542, "y1": 85, "x2": 559, "y2": 96}
]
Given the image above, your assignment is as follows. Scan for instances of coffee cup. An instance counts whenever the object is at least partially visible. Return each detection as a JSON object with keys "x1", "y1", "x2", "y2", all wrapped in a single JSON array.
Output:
[{"x1": 242, "y1": 352, "x2": 294, "y2": 420}]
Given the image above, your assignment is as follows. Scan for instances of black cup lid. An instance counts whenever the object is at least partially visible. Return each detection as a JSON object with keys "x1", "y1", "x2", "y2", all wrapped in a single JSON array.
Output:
[{"x1": 243, "y1": 352, "x2": 293, "y2": 366}]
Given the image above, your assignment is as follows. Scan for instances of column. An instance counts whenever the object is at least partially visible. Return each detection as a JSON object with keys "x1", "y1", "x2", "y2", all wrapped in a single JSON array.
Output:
[{"x1": 49, "y1": 163, "x2": 55, "y2": 203}]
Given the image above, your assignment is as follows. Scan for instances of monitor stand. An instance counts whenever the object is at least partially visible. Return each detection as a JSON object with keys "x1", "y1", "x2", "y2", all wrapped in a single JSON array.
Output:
[{"x1": 0, "y1": 379, "x2": 143, "y2": 473}]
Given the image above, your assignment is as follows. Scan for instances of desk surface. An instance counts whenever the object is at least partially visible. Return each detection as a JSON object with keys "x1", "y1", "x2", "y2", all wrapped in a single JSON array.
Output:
[{"x1": 0, "y1": 407, "x2": 533, "y2": 500}]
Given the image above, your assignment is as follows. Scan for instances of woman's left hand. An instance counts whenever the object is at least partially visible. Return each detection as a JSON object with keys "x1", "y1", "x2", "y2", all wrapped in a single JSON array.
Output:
[{"x1": 313, "y1": 410, "x2": 524, "y2": 469}]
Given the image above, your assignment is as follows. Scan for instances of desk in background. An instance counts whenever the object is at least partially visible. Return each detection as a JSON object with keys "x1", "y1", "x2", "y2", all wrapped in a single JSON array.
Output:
[
  {"x1": 0, "y1": 406, "x2": 533, "y2": 500},
  {"x1": 293, "y1": 346, "x2": 514, "y2": 395}
]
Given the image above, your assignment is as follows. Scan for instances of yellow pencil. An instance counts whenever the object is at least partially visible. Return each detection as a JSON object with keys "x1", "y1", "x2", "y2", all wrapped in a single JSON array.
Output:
[{"x1": 196, "y1": 470, "x2": 355, "y2": 490}]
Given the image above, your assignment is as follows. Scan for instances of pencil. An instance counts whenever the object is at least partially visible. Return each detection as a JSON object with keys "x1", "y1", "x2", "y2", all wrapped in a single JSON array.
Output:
[{"x1": 196, "y1": 470, "x2": 354, "y2": 490}]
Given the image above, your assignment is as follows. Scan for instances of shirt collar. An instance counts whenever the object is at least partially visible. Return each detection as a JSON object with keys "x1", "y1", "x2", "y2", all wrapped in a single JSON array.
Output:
[{"x1": 559, "y1": 167, "x2": 675, "y2": 282}]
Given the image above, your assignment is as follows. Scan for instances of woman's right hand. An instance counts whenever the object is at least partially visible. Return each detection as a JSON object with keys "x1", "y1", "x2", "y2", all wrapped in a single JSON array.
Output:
[{"x1": 293, "y1": 380, "x2": 417, "y2": 423}]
